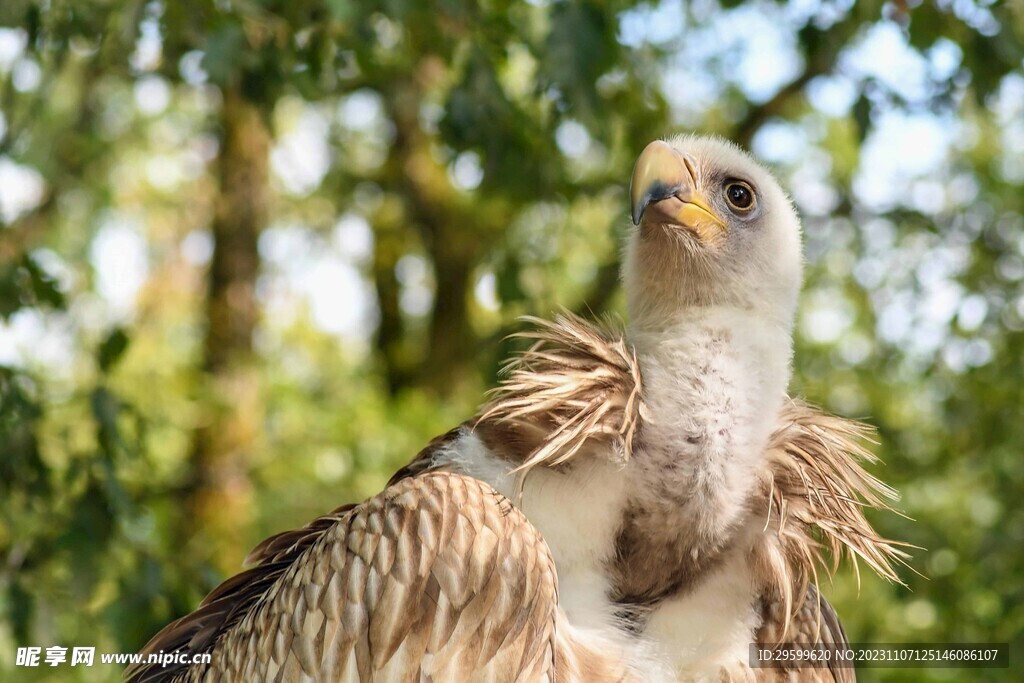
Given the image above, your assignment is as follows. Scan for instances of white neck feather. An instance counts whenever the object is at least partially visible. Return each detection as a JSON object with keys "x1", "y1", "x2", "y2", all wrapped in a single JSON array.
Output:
[{"x1": 629, "y1": 306, "x2": 793, "y2": 541}]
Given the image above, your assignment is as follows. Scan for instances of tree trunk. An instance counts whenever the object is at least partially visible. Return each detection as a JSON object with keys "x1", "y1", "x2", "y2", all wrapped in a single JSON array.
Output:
[
  {"x1": 381, "y1": 72, "x2": 482, "y2": 397},
  {"x1": 372, "y1": 203, "x2": 411, "y2": 395},
  {"x1": 420, "y1": 226, "x2": 477, "y2": 394},
  {"x1": 183, "y1": 86, "x2": 270, "y2": 573}
]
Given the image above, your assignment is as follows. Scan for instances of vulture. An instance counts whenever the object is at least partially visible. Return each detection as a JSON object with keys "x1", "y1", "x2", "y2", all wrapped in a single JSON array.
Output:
[{"x1": 128, "y1": 135, "x2": 907, "y2": 682}]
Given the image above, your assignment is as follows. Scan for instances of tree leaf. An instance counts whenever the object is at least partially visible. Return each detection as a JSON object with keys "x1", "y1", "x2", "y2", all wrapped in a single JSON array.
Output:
[{"x1": 98, "y1": 327, "x2": 130, "y2": 374}]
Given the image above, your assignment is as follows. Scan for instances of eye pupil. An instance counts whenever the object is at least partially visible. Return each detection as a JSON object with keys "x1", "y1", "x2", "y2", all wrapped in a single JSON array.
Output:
[{"x1": 726, "y1": 183, "x2": 753, "y2": 210}]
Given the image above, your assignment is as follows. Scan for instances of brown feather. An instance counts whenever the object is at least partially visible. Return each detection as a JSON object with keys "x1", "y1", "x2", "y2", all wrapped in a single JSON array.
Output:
[
  {"x1": 476, "y1": 312, "x2": 643, "y2": 483},
  {"x1": 753, "y1": 399, "x2": 913, "y2": 641},
  {"x1": 752, "y1": 584, "x2": 854, "y2": 683}
]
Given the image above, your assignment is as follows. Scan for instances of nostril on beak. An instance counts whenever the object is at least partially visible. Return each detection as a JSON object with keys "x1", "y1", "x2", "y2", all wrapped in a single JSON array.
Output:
[{"x1": 681, "y1": 153, "x2": 698, "y2": 187}]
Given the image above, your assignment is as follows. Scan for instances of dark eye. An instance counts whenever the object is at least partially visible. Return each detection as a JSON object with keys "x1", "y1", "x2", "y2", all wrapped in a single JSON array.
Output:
[{"x1": 725, "y1": 181, "x2": 755, "y2": 212}]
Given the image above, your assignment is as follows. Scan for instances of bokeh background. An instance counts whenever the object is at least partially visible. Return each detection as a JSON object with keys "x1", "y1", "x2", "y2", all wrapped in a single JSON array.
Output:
[{"x1": 1, "y1": 1, "x2": 1022, "y2": 681}]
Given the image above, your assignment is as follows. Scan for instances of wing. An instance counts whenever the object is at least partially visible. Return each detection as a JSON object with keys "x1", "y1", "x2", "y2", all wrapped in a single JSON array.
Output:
[
  {"x1": 753, "y1": 584, "x2": 854, "y2": 683},
  {"x1": 127, "y1": 473, "x2": 559, "y2": 682}
]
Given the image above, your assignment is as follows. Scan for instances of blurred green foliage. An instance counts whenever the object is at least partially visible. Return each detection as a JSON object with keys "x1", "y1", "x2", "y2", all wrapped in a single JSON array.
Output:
[{"x1": 1, "y1": 1, "x2": 1022, "y2": 681}]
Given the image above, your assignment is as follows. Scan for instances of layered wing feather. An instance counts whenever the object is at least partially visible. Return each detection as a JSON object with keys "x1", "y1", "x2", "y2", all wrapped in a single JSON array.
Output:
[
  {"x1": 753, "y1": 585, "x2": 853, "y2": 683},
  {"x1": 127, "y1": 473, "x2": 561, "y2": 682}
]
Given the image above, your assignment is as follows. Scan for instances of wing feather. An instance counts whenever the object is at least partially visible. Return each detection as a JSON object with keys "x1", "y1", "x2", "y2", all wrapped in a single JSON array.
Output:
[
  {"x1": 754, "y1": 584, "x2": 854, "y2": 683},
  {"x1": 126, "y1": 473, "x2": 559, "y2": 682}
]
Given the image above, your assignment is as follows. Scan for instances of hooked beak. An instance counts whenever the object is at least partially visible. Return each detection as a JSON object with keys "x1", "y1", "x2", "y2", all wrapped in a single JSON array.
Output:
[{"x1": 629, "y1": 140, "x2": 726, "y2": 243}]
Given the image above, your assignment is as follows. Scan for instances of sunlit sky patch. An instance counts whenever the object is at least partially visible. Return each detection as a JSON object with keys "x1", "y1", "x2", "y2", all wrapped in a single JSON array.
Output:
[
  {"x1": 134, "y1": 76, "x2": 172, "y2": 116},
  {"x1": 652, "y1": 1, "x2": 804, "y2": 118},
  {"x1": 806, "y1": 75, "x2": 858, "y2": 117},
  {"x1": 0, "y1": 27, "x2": 28, "y2": 72},
  {"x1": 753, "y1": 120, "x2": 810, "y2": 164},
  {"x1": 475, "y1": 272, "x2": 501, "y2": 312},
  {"x1": 90, "y1": 213, "x2": 151, "y2": 320},
  {"x1": 395, "y1": 254, "x2": 433, "y2": 317},
  {"x1": 0, "y1": 309, "x2": 76, "y2": 373},
  {"x1": 11, "y1": 56, "x2": 40, "y2": 92},
  {"x1": 618, "y1": 0, "x2": 685, "y2": 48},
  {"x1": 449, "y1": 151, "x2": 484, "y2": 191},
  {"x1": 180, "y1": 230, "x2": 214, "y2": 267},
  {"x1": 131, "y1": 17, "x2": 163, "y2": 72},
  {"x1": 337, "y1": 89, "x2": 384, "y2": 131},
  {"x1": 853, "y1": 112, "x2": 956, "y2": 211},
  {"x1": 258, "y1": 223, "x2": 377, "y2": 341},
  {"x1": 0, "y1": 157, "x2": 46, "y2": 223},
  {"x1": 844, "y1": 21, "x2": 932, "y2": 102},
  {"x1": 271, "y1": 100, "x2": 332, "y2": 196}
]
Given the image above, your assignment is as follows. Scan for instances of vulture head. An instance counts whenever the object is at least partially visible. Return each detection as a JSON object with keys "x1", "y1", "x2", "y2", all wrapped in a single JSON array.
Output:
[{"x1": 624, "y1": 135, "x2": 803, "y2": 331}]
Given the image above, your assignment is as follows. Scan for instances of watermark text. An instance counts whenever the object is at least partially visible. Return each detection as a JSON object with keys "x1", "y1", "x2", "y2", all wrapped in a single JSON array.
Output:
[{"x1": 15, "y1": 646, "x2": 211, "y2": 668}]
